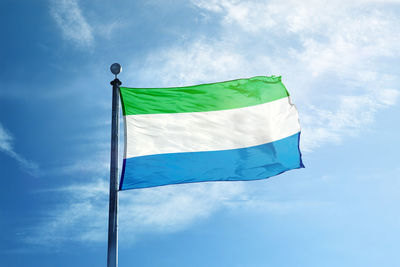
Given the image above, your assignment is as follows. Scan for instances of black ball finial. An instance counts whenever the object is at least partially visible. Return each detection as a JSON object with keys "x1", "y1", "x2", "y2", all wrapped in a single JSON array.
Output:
[{"x1": 110, "y1": 63, "x2": 122, "y2": 76}]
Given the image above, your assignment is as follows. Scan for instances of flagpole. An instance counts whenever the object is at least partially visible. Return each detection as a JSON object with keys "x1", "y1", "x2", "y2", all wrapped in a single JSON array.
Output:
[{"x1": 108, "y1": 63, "x2": 122, "y2": 267}]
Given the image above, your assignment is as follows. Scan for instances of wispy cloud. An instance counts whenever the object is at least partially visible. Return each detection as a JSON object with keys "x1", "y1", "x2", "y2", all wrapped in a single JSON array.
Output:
[
  {"x1": 50, "y1": 0, "x2": 94, "y2": 47},
  {"x1": 24, "y1": 175, "x2": 332, "y2": 246},
  {"x1": 25, "y1": 179, "x2": 245, "y2": 246},
  {"x1": 301, "y1": 88, "x2": 399, "y2": 150},
  {"x1": 131, "y1": 0, "x2": 400, "y2": 151},
  {"x1": 0, "y1": 122, "x2": 39, "y2": 176}
]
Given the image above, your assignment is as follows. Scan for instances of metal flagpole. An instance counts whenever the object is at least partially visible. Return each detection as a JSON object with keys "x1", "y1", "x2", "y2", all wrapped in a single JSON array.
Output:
[{"x1": 108, "y1": 63, "x2": 122, "y2": 267}]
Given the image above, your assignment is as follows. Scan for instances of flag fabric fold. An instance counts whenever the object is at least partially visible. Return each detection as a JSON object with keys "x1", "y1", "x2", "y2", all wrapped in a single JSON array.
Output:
[{"x1": 119, "y1": 76, "x2": 303, "y2": 190}]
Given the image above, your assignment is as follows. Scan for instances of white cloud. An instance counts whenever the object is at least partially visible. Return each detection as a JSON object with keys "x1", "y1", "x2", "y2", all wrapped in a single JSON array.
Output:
[
  {"x1": 134, "y1": 0, "x2": 400, "y2": 151},
  {"x1": 95, "y1": 21, "x2": 124, "y2": 40},
  {"x1": 52, "y1": 158, "x2": 109, "y2": 177},
  {"x1": 131, "y1": 39, "x2": 255, "y2": 87},
  {"x1": 301, "y1": 88, "x2": 399, "y2": 150},
  {"x1": 50, "y1": 0, "x2": 94, "y2": 47},
  {"x1": 0, "y1": 122, "x2": 39, "y2": 176},
  {"x1": 24, "y1": 180, "x2": 108, "y2": 245},
  {"x1": 0, "y1": 123, "x2": 13, "y2": 152},
  {"x1": 119, "y1": 181, "x2": 244, "y2": 233},
  {"x1": 25, "y1": 179, "x2": 245, "y2": 245},
  {"x1": 193, "y1": 0, "x2": 400, "y2": 36}
]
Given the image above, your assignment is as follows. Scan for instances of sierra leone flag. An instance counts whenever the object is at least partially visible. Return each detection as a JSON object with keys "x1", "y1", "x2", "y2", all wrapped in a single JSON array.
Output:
[{"x1": 119, "y1": 76, "x2": 303, "y2": 190}]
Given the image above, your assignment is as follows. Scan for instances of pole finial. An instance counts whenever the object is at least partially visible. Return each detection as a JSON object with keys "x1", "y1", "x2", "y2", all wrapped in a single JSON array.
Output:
[{"x1": 110, "y1": 63, "x2": 122, "y2": 78}]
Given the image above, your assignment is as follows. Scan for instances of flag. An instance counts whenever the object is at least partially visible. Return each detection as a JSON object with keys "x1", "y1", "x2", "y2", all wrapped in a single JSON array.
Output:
[{"x1": 119, "y1": 76, "x2": 303, "y2": 190}]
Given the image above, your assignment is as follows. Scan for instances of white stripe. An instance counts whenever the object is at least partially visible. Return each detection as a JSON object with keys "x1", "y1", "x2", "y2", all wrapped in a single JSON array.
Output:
[{"x1": 124, "y1": 97, "x2": 300, "y2": 158}]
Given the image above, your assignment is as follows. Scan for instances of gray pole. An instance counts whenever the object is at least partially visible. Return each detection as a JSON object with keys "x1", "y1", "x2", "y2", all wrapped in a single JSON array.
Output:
[{"x1": 108, "y1": 63, "x2": 122, "y2": 267}]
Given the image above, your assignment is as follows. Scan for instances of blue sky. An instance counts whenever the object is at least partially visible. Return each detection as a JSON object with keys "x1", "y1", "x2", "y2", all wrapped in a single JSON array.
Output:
[{"x1": 1, "y1": 0, "x2": 400, "y2": 266}]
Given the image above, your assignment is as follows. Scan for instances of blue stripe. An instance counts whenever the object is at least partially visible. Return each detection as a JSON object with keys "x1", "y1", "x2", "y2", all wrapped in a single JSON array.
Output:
[{"x1": 120, "y1": 132, "x2": 304, "y2": 190}]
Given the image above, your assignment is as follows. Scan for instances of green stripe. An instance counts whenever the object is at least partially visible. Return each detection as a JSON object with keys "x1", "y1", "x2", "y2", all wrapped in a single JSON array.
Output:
[{"x1": 120, "y1": 76, "x2": 289, "y2": 115}]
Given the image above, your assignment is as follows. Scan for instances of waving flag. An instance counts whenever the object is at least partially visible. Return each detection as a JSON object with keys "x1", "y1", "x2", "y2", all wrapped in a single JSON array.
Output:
[{"x1": 119, "y1": 76, "x2": 303, "y2": 190}]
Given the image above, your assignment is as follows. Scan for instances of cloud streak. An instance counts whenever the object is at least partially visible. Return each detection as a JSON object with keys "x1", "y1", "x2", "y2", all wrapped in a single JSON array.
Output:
[
  {"x1": 25, "y1": 179, "x2": 245, "y2": 246},
  {"x1": 0, "y1": 122, "x2": 39, "y2": 176},
  {"x1": 50, "y1": 0, "x2": 94, "y2": 47},
  {"x1": 132, "y1": 0, "x2": 400, "y2": 151}
]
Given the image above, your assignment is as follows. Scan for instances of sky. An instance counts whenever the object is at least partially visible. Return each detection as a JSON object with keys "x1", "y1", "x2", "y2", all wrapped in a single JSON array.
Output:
[{"x1": 1, "y1": 0, "x2": 400, "y2": 266}]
